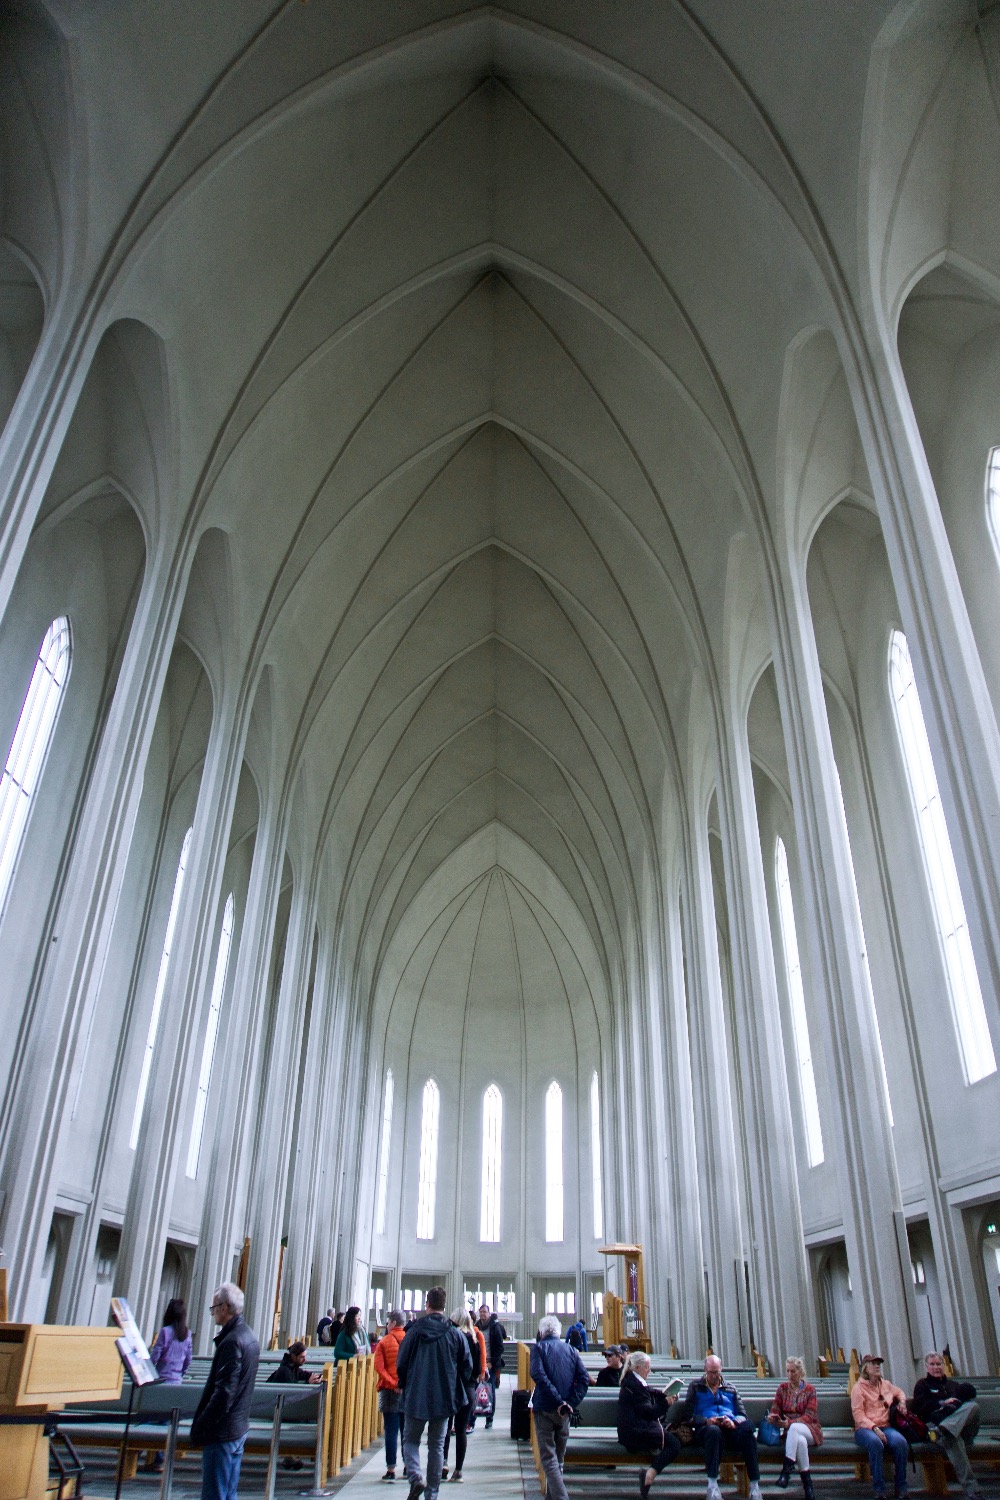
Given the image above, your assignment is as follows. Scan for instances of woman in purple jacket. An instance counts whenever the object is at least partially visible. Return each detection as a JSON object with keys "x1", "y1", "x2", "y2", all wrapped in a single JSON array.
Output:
[{"x1": 142, "y1": 1298, "x2": 193, "y2": 1471}]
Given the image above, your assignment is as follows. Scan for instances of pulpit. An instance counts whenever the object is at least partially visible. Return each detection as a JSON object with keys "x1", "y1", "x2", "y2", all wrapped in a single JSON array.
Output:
[{"x1": 0, "y1": 1324, "x2": 122, "y2": 1500}]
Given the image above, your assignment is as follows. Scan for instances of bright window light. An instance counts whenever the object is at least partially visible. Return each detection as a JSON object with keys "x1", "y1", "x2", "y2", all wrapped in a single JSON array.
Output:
[
  {"x1": 186, "y1": 892, "x2": 234, "y2": 1178},
  {"x1": 130, "y1": 827, "x2": 193, "y2": 1149},
  {"x1": 889, "y1": 631, "x2": 996, "y2": 1083},
  {"x1": 416, "y1": 1078, "x2": 439, "y2": 1240},
  {"x1": 545, "y1": 1080, "x2": 564, "y2": 1242},
  {"x1": 480, "y1": 1084, "x2": 502, "y2": 1242},
  {"x1": 774, "y1": 837, "x2": 825, "y2": 1166},
  {"x1": 590, "y1": 1071, "x2": 603, "y2": 1239},
  {"x1": 0, "y1": 617, "x2": 71, "y2": 917},
  {"x1": 375, "y1": 1069, "x2": 394, "y2": 1236},
  {"x1": 987, "y1": 448, "x2": 1000, "y2": 559},
  {"x1": 831, "y1": 763, "x2": 893, "y2": 1125}
]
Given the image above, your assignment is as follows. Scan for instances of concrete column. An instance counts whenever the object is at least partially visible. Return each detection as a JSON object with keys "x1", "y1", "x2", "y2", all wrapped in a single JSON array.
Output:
[
  {"x1": 243, "y1": 867, "x2": 317, "y2": 1342},
  {"x1": 190, "y1": 780, "x2": 288, "y2": 1349},
  {"x1": 714, "y1": 712, "x2": 816, "y2": 1371},
  {"x1": 114, "y1": 684, "x2": 252, "y2": 1332},
  {"x1": 682, "y1": 809, "x2": 747, "y2": 1363},
  {"x1": 0, "y1": 542, "x2": 187, "y2": 1316},
  {"x1": 769, "y1": 560, "x2": 914, "y2": 1373}
]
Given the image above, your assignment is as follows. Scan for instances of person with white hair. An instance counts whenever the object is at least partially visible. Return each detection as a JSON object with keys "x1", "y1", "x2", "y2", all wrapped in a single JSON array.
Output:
[
  {"x1": 529, "y1": 1315, "x2": 591, "y2": 1500},
  {"x1": 765, "y1": 1356, "x2": 822, "y2": 1497},
  {"x1": 189, "y1": 1282, "x2": 260, "y2": 1500},
  {"x1": 616, "y1": 1351, "x2": 682, "y2": 1498}
]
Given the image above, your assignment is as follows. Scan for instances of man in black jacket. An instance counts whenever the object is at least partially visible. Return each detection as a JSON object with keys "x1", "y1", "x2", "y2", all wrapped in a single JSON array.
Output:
[
  {"x1": 911, "y1": 1352, "x2": 981, "y2": 1497},
  {"x1": 190, "y1": 1282, "x2": 260, "y2": 1500},
  {"x1": 397, "y1": 1287, "x2": 472, "y2": 1500}
]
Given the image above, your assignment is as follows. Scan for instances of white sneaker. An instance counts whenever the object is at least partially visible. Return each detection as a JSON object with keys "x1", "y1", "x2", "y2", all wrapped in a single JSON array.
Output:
[
  {"x1": 749, "y1": 1485, "x2": 763, "y2": 1500},
  {"x1": 707, "y1": 1482, "x2": 722, "y2": 1500}
]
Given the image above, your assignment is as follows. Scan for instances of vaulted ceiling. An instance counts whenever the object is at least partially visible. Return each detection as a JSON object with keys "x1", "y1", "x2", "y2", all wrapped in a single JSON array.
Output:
[{"x1": 20, "y1": 0, "x2": 903, "y2": 1013}]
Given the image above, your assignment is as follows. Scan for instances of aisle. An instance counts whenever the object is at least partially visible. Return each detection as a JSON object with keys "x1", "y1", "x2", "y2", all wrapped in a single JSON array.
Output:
[{"x1": 334, "y1": 1380, "x2": 527, "y2": 1500}]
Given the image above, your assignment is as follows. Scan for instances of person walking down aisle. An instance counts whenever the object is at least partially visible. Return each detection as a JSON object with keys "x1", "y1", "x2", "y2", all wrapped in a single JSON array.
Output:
[
  {"x1": 190, "y1": 1283, "x2": 260, "y2": 1500},
  {"x1": 397, "y1": 1287, "x2": 472, "y2": 1500},
  {"x1": 678, "y1": 1355, "x2": 762, "y2": 1500},
  {"x1": 766, "y1": 1357, "x2": 822, "y2": 1497},
  {"x1": 851, "y1": 1355, "x2": 910, "y2": 1500},
  {"x1": 473, "y1": 1304, "x2": 505, "y2": 1429},
  {"x1": 911, "y1": 1353, "x2": 981, "y2": 1499},
  {"x1": 529, "y1": 1315, "x2": 590, "y2": 1500},
  {"x1": 443, "y1": 1309, "x2": 483, "y2": 1482},
  {"x1": 374, "y1": 1311, "x2": 407, "y2": 1481}
]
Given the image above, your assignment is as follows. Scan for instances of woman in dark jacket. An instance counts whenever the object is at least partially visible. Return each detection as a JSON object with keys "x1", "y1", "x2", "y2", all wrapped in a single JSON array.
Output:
[
  {"x1": 617, "y1": 1353, "x2": 681, "y2": 1499},
  {"x1": 443, "y1": 1308, "x2": 483, "y2": 1480}
]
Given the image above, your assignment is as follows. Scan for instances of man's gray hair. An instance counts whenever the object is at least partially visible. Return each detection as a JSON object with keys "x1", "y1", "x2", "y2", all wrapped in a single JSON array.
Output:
[
  {"x1": 214, "y1": 1281, "x2": 244, "y2": 1316},
  {"x1": 537, "y1": 1314, "x2": 562, "y2": 1339}
]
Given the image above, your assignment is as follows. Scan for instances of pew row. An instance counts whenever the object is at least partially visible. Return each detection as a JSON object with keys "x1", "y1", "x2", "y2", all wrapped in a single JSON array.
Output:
[
  {"x1": 57, "y1": 1352, "x2": 380, "y2": 1486},
  {"x1": 529, "y1": 1388, "x2": 1000, "y2": 1497}
]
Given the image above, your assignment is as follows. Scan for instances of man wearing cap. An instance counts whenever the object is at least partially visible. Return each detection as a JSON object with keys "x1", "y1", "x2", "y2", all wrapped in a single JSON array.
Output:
[
  {"x1": 911, "y1": 1352, "x2": 981, "y2": 1497},
  {"x1": 595, "y1": 1347, "x2": 623, "y2": 1387},
  {"x1": 851, "y1": 1355, "x2": 910, "y2": 1500}
]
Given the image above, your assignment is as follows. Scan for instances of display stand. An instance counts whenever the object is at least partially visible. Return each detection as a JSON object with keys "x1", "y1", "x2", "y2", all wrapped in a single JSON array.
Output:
[
  {"x1": 599, "y1": 1244, "x2": 653, "y2": 1353},
  {"x1": 0, "y1": 1323, "x2": 122, "y2": 1500}
]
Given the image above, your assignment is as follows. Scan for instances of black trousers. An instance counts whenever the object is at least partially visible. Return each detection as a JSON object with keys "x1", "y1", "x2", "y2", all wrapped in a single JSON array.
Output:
[
  {"x1": 695, "y1": 1422, "x2": 760, "y2": 1481},
  {"x1": 623, "y1": 1426, "x2": 682, "y2": 1475}
]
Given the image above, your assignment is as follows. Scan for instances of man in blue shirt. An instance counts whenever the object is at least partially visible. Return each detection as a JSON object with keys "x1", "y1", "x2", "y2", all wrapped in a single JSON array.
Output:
[
  {"x1": 530, "y1": 1315, "x2": 590, "y2": 1500},
  {"x1": 678, "y1": 1355, "x2": 762, "y2": 1500}
]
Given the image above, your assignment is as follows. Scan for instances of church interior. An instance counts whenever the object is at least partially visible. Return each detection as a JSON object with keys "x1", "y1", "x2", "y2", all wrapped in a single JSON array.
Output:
[{"x1": 3, "y1": 0, "x2": 1000, "y2": 1431}]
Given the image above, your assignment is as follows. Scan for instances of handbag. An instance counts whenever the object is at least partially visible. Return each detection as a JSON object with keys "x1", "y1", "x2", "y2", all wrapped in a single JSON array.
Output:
[
  {"x1": 758, "y1": 1417, "x2": 784, "y2": 1447},
  {"x1": 889, "y1": 1400, "x2": 928, "y2": 1445},
  {"x1": 473, "y1": 1379, "x2": 494, "y2": 1414}
]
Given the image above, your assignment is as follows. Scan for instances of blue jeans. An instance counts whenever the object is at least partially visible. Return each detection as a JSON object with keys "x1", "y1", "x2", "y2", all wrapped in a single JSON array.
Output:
[
  {"x1": 854, "y1": 1427, "x2": 909, "y2": 1495},
  {"x1": 201, "y1": 1435, "x2": 247, "y2": 1500},
  {"x1": 383, "y1": 1408, "x2": 403, "y2": 1468},
  {"x1": 403, "y1": 1415, "x2": 448, "y2": 1500}
]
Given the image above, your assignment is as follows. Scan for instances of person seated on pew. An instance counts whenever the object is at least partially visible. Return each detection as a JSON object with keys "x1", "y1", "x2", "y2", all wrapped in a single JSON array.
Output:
[
  {"x1": 617, "y1": 1351, "x2": 681, "y2": 1499},
  {"x1": 267, "y1": 1340, "x2": 322, "y2": 1472},
  {"x1": 677, "y1": 1355, "x2": 762, "y2": 1500},
  {"x1": 910, "y1": 1352, "x2": 981, "y2": 1499},
  {"x1": 765, "y1": 1356, "x2": 821, "y2": 1498},
  {"x1": 851, "y1": 1354, "x2": 910, "y2": 1500},
  {"x1": 596, "y1": 1347, "x2": 624, "y2": 1387}
]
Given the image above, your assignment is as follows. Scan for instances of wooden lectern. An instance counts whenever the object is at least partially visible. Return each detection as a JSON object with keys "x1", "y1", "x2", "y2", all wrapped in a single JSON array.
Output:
[
  {"x1": 599, "y1": 1243, "x2": 653, "y2": 1353},
  {"x1": 0, "y1": 1324, "x2": 122, "y2": 1500}
]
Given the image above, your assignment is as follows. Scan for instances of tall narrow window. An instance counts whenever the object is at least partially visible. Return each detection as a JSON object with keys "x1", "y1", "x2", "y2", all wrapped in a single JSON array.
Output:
[
  {"x1": 0, "y1": 617, "x2": 71, "y2": 916},
  {"x1": 480, "y1": 1084, "x2": 502, "y2": 1242},
  {"x1": 831, "y1": 763, "x2": 894, "y2": 1126},
  {"x1": 416, "y1": 1078, "x2": 439, "y2": 1240},
  {"x1": 545, "y1": 1080, "x2": 564, "y2": 1242},
  {"x1": 590, "y1": 1071, "x2": 603, "y2": 1239},
  {"x1": 774, "y1": 838, "x2": 825, "y2": 1166},
  {"x1": 186, "y1": 893, "x2": 235, "y2": 1178},
  {"x1": 889, "y1": 631, "x2": 996, "y2": 1082},
  {"x1": 130, "y1": 827, "x2": 193, "y2": 1149},
  {"x1": 987, "y1": 447, "x2": 1000, "y2": 559},
  {"x1": 375, "y1": 1069, "x2": 394, "y2": 1236}
]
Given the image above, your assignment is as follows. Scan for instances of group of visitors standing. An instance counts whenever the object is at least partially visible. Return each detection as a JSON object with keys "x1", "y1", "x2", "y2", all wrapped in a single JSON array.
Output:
[{"x1": 372, "y1": 1291, "x2": 507, "y2": 1500}]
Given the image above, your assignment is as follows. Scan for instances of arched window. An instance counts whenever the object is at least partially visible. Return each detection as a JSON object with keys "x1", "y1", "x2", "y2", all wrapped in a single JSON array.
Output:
[
  {"x1": 889, "y1": 631, "x2": 996, "y2": 1083},
  {"x1": 987, "y1": 447, "x2": 1000, "y2": 559},
  {"x1": 130, "y1": 827, "x2": 193, "y2": 1149},
  {"x1": 590, "y1": 1071, "x2": 603, "y2": 1239},
  {"x1": 480, "y1": 1084, "x2": 502, "y2": 1242},
  {"x1": 774, "y1": 837, "x2": 825, "y2": 1167},
  {"x1": 375, "y1": 1069, "x2": 394, "y2": 1236},
  {"x1": 831, "y1": 762, "x2": 893, "y2": 1126},
  {"x1": 186, "y1": 892, "x2": 235, "y2": 1178},
  {"x1": 416, "y1": 1078, "x2": 439, "y2": 1240},
  {"x1": 545, "y1": 1080, "x2": 564, "y2": 1242},
  {"x1": 0, "y1": 616, "x2": 71, "y2": 917}
]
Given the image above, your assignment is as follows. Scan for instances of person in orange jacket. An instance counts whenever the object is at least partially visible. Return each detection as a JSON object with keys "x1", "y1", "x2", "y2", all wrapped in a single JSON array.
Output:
[{"x1": 374, "y1": 1311, "x2": 407, "y2": 1480}]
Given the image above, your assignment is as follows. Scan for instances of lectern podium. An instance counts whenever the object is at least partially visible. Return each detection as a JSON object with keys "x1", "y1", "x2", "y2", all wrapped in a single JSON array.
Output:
[{"x1": 0, "y1": 1324, "x2": 122, "y2": 1500}]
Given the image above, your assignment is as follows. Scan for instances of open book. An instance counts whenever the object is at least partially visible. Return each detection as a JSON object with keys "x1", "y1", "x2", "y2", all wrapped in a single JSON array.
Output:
[{"x1": 662, "y1": 1376, "x2": 686, "y2": 1398}]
